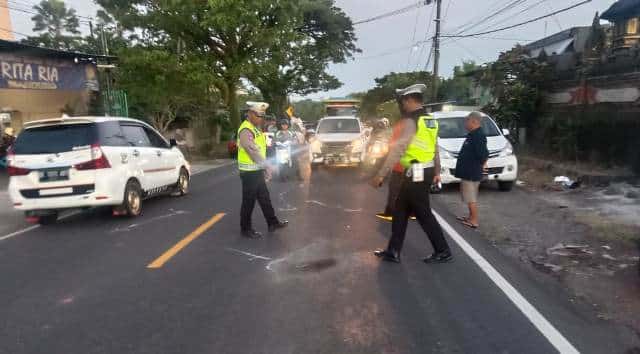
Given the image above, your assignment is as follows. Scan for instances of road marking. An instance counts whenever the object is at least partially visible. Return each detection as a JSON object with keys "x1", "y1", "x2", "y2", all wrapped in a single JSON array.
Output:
[
  {"x1": 226, "y1": 248, "x2": 273, "y2": 261},
  {"x1": 0, "y1": 210, "x2": 81, "y2": 242},
  {"x1": 433, "y1": 210, "x2": 580, "y2": 354},
  {"x1": 147, "y1": 213, "x2": 225, "y2": 269}
]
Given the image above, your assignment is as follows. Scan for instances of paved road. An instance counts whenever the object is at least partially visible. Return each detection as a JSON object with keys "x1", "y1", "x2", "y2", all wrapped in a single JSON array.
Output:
[{"x1": 0, "y1": 165, "x2": 634, "y2": 354}]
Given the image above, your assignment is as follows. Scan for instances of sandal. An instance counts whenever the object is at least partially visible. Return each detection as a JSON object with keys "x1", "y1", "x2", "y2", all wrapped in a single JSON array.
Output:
[
  {"x1": 461, "y1": 220, "x2": 479, "y2": 229},
  {"x1": 456, "y1": 216, "x2": 469, "y2": 222}
]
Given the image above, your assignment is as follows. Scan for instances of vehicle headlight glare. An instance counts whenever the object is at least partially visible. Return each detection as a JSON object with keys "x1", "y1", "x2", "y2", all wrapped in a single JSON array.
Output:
[
  {"x1": 311, "y1": 140, "x2": 322, "y2": 152},
  {"x1": 499, "y1": 142, "x2": 514, "y2": 157}
]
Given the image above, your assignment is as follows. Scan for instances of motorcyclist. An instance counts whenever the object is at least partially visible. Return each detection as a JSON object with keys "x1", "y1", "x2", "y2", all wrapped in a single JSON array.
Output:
[
  {"x1": 0, "y1": 127, "x2": 16, "y2": 169},
  {"x1": 275, "y1": 119, "x2": 296, "y2": 143}
]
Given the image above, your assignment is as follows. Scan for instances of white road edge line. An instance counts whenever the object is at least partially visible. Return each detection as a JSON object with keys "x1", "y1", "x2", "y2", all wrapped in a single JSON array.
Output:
[
  {"x1": 433, "y1": 210, "x2": 579, "y2": 354},
  {"x1": 0, "y1": 162, "x2": 232, "y2": 242}
]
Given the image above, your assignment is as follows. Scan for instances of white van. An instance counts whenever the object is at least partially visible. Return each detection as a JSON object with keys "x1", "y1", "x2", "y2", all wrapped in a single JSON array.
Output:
[
  {"x1": 7, "y1": 116, "x2": 190, "y2": 224},
  {"x1": 435, "y1": 111, "x2": 518, "y2": 191},
  {"x1": 310, "y1": 116, "x2": 368, "y2": 167}
]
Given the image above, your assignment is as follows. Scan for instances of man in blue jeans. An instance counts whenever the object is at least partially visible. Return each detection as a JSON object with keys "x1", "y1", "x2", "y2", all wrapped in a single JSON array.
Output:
[{"x1": 454, "y1": 112, "x2": 489, "y2": 229}]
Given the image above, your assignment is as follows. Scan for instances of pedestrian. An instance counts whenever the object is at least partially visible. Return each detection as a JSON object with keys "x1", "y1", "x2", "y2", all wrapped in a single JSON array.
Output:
[
  {"x1": 237, "y1": 101, "x2": 288, "y2": 238},
  {"x1": 370, "y1": 84, "x2": 452, "y2": 264},
  {"x1": 454, "y1": 111, "x2": 489, "y2": 229}
]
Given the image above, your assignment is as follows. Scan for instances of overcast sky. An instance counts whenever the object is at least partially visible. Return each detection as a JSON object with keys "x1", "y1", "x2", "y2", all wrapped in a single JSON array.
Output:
[{"x1": 10, "y1": 0, "x2": 617, "y2": 99}]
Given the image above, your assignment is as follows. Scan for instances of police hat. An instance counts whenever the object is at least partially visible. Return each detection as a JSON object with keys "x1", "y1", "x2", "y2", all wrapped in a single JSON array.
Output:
[
  {"x1": 246, "y1": 101, "x2": 269, "y2": 116},
  {"x1": 395, "y1": 84, "x2": 427, "y2": 98}
]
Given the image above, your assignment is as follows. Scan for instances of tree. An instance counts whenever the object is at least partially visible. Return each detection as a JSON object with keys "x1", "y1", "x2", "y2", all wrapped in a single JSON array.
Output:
[
  {"x1": 22, "y1": 0, "x2": 82, "y2": 50},
  {"x1": 358, "y1": 71, "x2": 435, "y2": 118},
  {"x1": 97, "y1": 0, "x2": 302, "y2": 129},
  {"x1": 293, "y1": 99, "x2": 325, "y2": 122},
  {"x1": 475, "y1": 46, "x2": 551, "y2": 142},
  {"x1": 438, "y1": 61, "x2": 478, "y2": 105},
  {"x1": 248, "y1": 0, "x2": 359, "y2": 116},
  {"x1": 116, "y1": 48, "x2": 219, "y2": 134}
]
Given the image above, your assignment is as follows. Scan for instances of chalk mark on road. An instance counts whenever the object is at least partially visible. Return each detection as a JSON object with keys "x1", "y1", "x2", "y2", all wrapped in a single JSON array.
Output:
[
  {"x1": 226, "y1": 248, "x2": 273, "y2": 261},
  {"x1": 111, "y1": 209, "x2": 190, "y2": 233}
]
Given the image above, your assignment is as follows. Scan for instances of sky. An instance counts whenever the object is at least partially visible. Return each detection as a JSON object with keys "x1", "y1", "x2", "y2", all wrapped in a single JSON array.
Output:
[{"x1": 8, "y1": 0, "x2": 618, "y2": 100}]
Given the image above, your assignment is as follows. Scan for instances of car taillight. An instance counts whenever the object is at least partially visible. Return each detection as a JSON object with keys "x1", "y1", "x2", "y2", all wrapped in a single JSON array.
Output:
[
  {"x1": 74, "y1": 144, "x2": 111, "y2": 170},
  {"x1": 6, "y1": 148, "x2": 30, "y2": 176}
]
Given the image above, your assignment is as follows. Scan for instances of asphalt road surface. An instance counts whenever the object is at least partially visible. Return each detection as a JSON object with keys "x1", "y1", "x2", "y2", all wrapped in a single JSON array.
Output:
[{"x1": 0, "y1": 165, "x2": 634, "y2": 354}]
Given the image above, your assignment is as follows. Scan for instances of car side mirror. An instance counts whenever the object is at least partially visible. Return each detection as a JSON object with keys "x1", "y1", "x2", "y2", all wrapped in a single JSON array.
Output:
[
  {"x1": 169, "y1": 138, "x2": 178, "y2": 147},
  {"x1": 502, "y1": 128, "x2": 510, "y2": 136}
]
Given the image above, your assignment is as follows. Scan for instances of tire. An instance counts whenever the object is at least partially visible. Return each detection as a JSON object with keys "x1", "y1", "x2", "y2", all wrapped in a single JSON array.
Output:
[
  {"x1": 175, "y1": 168, "x2": 190, "y2": 196},
  {"x1": 498, "y1": 181, "x2": 514, "y2": 191},
  {"x1": 122, "y1": 180, "x2": 143, "y2": 217},
  {"x1": 38, "y1": 212, "x2": 58, "y2": 225}
]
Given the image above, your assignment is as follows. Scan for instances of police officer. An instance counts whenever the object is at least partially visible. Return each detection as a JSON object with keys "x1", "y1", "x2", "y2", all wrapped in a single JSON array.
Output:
[
  {"x1": 237, "y1": 102, "x2": 288, "y2": 238},
  {"x1": 370, "y1": 84, "x2": 453, "y2": 264}
]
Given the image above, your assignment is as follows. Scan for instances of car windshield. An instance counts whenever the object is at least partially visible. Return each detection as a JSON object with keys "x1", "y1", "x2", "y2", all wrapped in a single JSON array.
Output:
[
  {"x1": 12, "y1": 124, "x2": 97, "y2": 154},
  {"x1": 317, "y1": 119, "x2": 360, "y2": 134},
  {"x1": 437, "y1": 116, "x2": 501, "y2": 139}
]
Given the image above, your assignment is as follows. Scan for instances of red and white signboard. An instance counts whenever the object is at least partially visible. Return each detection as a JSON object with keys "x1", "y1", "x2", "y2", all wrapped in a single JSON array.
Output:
[{"x1": 547, "y1": 86, "x2": 640, "y2": 105}]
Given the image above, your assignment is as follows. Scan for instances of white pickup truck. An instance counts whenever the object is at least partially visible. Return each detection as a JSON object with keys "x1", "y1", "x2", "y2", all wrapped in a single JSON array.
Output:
[{"x1": 310, "y1": 116, "x2": 368, "y2": 167}]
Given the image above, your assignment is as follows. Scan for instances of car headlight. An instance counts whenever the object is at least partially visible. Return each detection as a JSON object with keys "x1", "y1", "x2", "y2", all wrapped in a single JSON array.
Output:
[
  {"x1": 439, "y1": 147, "x2": 453, "y2": 159},
  {"x1": 499, "y1": 142, "x2": 514, "y2": 157},
  {"x1": 371, "y1": 142, "x2": 388, "y2": 155},
  {"x1": 311, "y1": 139, "x2": 322, "y2": 152},
  {"x1": 351, "y1": 139, "x2": 363, "y2": 152}
]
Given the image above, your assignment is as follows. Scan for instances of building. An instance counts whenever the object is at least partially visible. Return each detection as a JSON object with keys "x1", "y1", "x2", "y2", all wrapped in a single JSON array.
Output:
[
  {"x1": 524, "y1": 26, "x2": 593, "y2": 59},
  {"x1": 601, "y1": 0, "x2": 640, "y2": 51},
  {"x1": 0, "y1": 0, "x2": 14, "y2": 41},
  {"x1": 0, "y1": 39, "x2": 108, "y2": 133}
]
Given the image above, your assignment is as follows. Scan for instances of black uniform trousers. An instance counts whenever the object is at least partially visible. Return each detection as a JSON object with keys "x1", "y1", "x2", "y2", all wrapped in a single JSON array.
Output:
[
  {"x1": 240, "y1": 170, "x2": 278, "y2": 231},
  {"x1": 387, "y1": 167, "x2": 450, "y2": 254},
  {"x1": 384, "y1": 170, "x2": 404, "y2": 215}
]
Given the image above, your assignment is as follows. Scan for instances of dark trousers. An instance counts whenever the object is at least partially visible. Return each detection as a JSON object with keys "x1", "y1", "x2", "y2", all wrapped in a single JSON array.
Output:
[
  {"x1": 240, "y1": 170, "x2": 278, "y2": 231},
  {"x1": 384, "y1": 171, "x2": 404, "y2": 215},
  {"x1": 387, "y1": 168, "x2": 450, "y2": 254}
]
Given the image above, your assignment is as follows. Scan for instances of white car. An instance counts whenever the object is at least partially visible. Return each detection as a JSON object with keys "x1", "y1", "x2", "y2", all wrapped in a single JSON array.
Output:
[
  {"x1": 435, "y1": 111, "x2": 518, "y2": 191},
  {"x1": 7, "y1": 116, "x2": 190, "y2": 224},
  {"x1": 310, "y1": 116, "x2": 368, "y2": 167}
]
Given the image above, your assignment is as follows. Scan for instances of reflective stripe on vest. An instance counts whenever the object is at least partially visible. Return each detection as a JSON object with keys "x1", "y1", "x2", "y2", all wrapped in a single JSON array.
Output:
[
  {"x1": 400, "y1": 115, "x2": 439, "y2": 168},
  {"x1": 237, "y1": 120, "x2": 267, "y2": 171}
]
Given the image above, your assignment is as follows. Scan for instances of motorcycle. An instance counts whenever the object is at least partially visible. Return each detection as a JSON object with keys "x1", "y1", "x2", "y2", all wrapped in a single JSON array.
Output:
[{"x1": 275, "y1": 140, "x2": 294, "y2": 181}]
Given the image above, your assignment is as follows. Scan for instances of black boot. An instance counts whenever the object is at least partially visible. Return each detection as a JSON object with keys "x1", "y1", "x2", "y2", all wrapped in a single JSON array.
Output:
[
  {"x1": 423, "y1": 251, "x2": 453, "y2": 264},
  {"x1": 241, "y1": 229, "x2": 263, "y2": 239},
  {"x1": 374, "y1": 248, "x2": 401, "y2": 263},
  {"x1": 268, "y1": 220, "x2": 289, "y2": 233}
]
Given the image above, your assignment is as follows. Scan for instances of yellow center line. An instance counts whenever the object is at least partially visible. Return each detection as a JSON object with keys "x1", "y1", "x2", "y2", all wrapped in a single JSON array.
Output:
[{"x1": 147, "y1": 213, "x2": 226, "y2": 269}]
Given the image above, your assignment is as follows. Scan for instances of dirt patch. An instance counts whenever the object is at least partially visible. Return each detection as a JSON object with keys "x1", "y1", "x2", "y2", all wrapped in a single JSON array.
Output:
[{"x1": 435, "y1": 162, "x2": 640, "y2": 348}]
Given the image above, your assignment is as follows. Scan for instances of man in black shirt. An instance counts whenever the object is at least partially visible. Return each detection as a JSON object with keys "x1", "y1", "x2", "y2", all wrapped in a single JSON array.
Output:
[{"x1": 454, "y1": 112, "x2": 489, "y2": 229}]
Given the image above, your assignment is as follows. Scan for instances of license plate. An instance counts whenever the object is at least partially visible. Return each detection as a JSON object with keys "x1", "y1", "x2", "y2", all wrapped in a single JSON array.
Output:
[
  {"x1": 39, "y1": 187, "x2": 73, "y2": 196},
  {"x1": 38, "y1": 169, "x2": 69, "y2": 182}
]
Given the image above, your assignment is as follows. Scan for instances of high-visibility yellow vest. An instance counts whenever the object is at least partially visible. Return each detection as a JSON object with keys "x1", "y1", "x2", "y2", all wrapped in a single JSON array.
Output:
[
  {"x1": 400, "y1": 115, "x2": 439, "y2": 168},
  {"x1": 237, "y1": 120, "x2": 267, "y2": 171}
]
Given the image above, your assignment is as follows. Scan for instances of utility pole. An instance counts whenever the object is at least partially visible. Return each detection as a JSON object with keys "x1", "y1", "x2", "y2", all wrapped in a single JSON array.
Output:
[{"x1": 431, "y1": 0, "x2": 442, "y2": 101}]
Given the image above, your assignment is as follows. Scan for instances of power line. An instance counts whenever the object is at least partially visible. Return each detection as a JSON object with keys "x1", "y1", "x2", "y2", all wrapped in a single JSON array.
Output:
[
  {"x1": 442, "y1": 0, "x2": 591, "y2": 38},
  {"x1": 545, "y1": 1, "x2": 563, "y2": 31},
  {"x1": 473, "y1": 0, "x2": 548, "y2": 34},
  {"x1": 353, "y1": 1, "x2": 428, "y2": 25},
  {"x1": 453, "y1": 0, "x2": 528, "y2": 36},
  {"x1": 406, "y1": 5, "x2": 422, "y2": 70},
  {"x1": 413, "y1": 2, "x2": 436, "y2": 71}
]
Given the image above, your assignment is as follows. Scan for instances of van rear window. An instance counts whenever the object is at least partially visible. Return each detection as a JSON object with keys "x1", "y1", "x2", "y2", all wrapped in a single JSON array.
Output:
[{"x1": 12, "y1": 124, "x2": 97, "y2": 155}]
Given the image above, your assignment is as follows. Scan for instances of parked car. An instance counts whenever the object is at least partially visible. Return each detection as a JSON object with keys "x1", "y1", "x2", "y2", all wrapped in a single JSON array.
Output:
[
  {"x1": 7, "y1": 116, "x2": 190, "y2": 224},
  {"x1": 227, "y1": 133, "x2": 238, "y2": 158},
  {"x1": 435, "y1": 111, "x2": 518, "y2": 191},
  {"x1": 310, "y1": 116, "x2": 368, "y2": 167}
]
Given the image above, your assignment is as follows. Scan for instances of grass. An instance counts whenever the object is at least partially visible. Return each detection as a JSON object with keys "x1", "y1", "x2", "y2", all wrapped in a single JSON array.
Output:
[{"x1": 574, "y1": 213, "x2": 640, "y2": 245}]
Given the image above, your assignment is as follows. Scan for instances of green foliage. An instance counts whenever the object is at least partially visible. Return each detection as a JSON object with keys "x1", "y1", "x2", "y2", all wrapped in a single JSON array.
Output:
[
  {"x1": 116, "y1": 48, "x2": 220, "y2": 133},
  {"x1": 358, "y1": 71, "x2": 435, "y2": 118},
  {"x1": 21, "y1": 0, "x2": 82, "y2": 50},
  {"x1": 293, "y1": 99, "x2": 325, "y2": 122},
  {"x1": 477, "y1": 45, "x2": 551, "y2": 140},
  {"x1": 246, "y1": 0, "x2": 359, "y2": 116},
  {"x1": 438, "y1": 61, "x2": 478, "y2": 105}
]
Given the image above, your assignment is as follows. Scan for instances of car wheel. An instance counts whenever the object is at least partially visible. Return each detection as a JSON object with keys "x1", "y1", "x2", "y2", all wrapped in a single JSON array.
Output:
[
  {"x1": 498, "y1": 181, "x2": 514, "y2": 191},
  {"x1": 38, "y1": 212, "x2": 58, "y2": 225},
  {"x1": 176, "y1": 168, "x2": 190, "y2": 196},
  {"x1": 123, "y1": 180, "x2": 143, "y2": 217}
]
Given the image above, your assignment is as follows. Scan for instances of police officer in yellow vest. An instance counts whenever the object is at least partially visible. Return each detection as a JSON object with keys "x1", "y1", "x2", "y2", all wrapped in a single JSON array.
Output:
[
  {"x1": 238, "y1": 102, "x2": 288, "y2": 238},
  {"x1": 370, "y1": 84, "x2": 452, "y2": 263}
]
